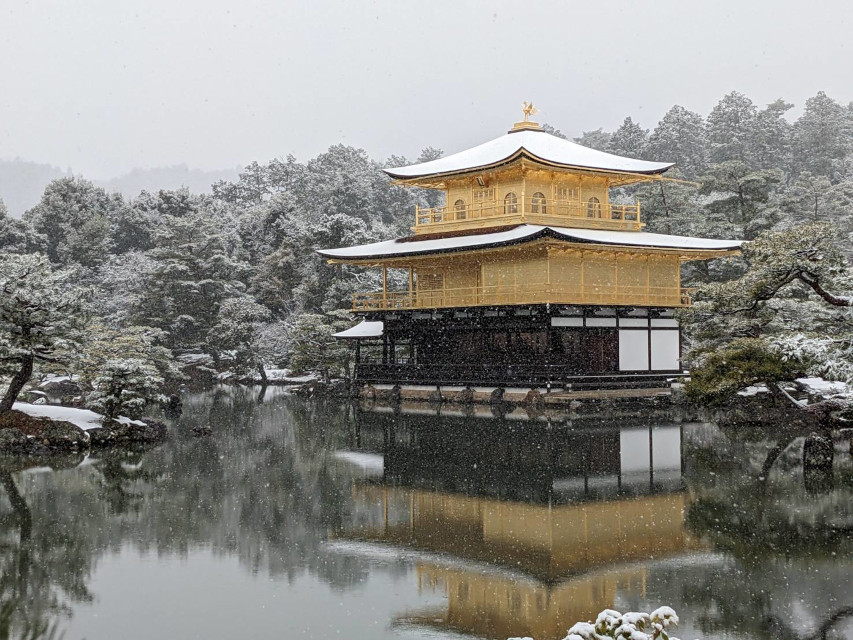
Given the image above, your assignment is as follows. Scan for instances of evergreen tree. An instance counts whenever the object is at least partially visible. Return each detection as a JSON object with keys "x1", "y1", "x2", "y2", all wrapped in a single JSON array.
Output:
[
  {"x1": 706, "y1": 91, "x2": 758, "y2": 164},
  {"x1": 289, "y1": 313, "x2": 351, "y2": 382},
  {"x1": 23, "y1": 177, "x2": 122, "y2": 267},
  {"x1": 608, "y1": 117, "x2": 648, "y2": 158},
  {"x1": 134, "y1": 204, "x2": 248, "y2": 351},
  {"x1": 86, "y1": 358, "x2": 164, "y2": 423},
  {"x1": 750, "y1": 99, "x2": 794, "y2": 171},
  {"x1": 0, "y1": 254, "x2": 88, "y2": 412},
  {"x1": 792, "y1": 91, "x2": 853, "y2": 179},
  {"x1": 207, "y1": 297, "x2": 271, "y2": 381},
  {"x1": 0, "y1": 200, "x2": 40, "y2": 254},
  {"x1": 574, "y1": 128, "x2": 612, "y2": 151},
  {"x1": 682, "y1": 223, "x2": 853, "y2": 382},
  {"x1": 699, "y1": 161, "x2": 782, "y2": 239},
  {"x1": 646, "y1": 105, "x2": 707, "y2": 179},
  {"x1": 78, "y1": 323, "x2": 181, "y2": 389}
]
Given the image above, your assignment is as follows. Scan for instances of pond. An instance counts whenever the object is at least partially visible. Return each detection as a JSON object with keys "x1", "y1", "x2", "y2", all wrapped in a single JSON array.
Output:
[{"x1": 1, "y1": 387, "x2": 852, "y2": 640}]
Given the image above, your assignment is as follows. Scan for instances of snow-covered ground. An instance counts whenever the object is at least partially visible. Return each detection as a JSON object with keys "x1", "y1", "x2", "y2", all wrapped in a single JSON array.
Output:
[
  {"x1": 12, "y1": 402, "x2": 146, "y2": 431},
  {"x1": 251, "y1": 368, "x2": 319, "y2": 384}
]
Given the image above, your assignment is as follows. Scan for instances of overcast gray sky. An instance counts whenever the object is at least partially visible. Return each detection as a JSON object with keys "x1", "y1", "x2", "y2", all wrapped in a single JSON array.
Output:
[{"x1": 1, "y1": 0, "x2": 852, "y2": 179}]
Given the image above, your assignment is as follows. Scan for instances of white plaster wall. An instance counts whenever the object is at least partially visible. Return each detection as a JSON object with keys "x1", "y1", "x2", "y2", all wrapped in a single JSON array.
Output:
[
  {"x1": 651, "y1": 330, "x2": 680, "y2": 370},
  {"x1": 619, "y1": 330, "x2": 649, "y2": 371}
]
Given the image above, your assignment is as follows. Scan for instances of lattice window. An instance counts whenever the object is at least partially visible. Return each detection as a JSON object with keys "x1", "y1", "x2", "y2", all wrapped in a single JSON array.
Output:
[
  {"x1": 555, "y1": 185, "x2": 578, "y2": 201},
  {"x1": 418, "y1": 273, "x2": 443, "y2": 292},
  {"x1": 473, "y1": 188, "x2": 494, "y2": 202}
]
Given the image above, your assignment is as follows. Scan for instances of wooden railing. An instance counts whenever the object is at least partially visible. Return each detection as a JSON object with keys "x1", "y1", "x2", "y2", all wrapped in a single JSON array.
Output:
[
  {"x1": 414, "y1": 196, "x2": 641, "y2": 232},
  {"x1": 352, "y1": 284, "x2": 691, "y2": 311}
]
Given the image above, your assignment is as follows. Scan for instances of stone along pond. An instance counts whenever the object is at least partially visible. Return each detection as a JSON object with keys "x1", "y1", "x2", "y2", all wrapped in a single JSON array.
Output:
[{"x1": 1, "y1": 387, "x2": 852, "y2": 640}]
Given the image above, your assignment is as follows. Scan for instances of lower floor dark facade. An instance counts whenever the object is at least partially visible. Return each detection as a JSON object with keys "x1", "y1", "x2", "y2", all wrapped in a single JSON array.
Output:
[{"x1": 351, "y1": 305, "x2": 683, "y2": 389}]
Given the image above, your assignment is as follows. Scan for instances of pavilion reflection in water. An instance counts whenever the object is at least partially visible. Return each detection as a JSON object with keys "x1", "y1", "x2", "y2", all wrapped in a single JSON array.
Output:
[{"x1": 336, "y1": 404, "x2": 700, "y2": 640}]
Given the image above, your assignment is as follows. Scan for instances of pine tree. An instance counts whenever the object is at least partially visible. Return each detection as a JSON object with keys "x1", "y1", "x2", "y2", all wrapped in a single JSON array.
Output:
[
  {"x1": 749, "y1": 99, "x2": 794, "y2": 171},
  {"x1": 134, "y1": 203, "x2": 248, "y2": 351},
  {"x1": 706, "y1": 91, "x2": 758, "y2": 164},
  {"x1": 646, "y1": 105, "x2": 707, "y2": 179},
  {"x1": 23, "y1": 177, "x2": 122, "y2": 267},
  {"x1": 608, "y1": 117, "x2": 648, "y2": 159},
  {"x1": 792, "y1": 91, "x2": 853, "y2": 179},
  {"x1": 0, "y1": 254, "x2": 88, "y2": 412},
  {"x1": 682, "y1": 223, "x2": 853, "y2": 383},
  {"x1": 288, "y1": 313, "x2": 351, "y2": 382},
  {"x1": 699, "y1": 161, "x2": 782, "y2": 239},
  {"x1": 574, "y1": 128, "x2": 612, "y2": 152},
  {"x1": 0, "y1": 200, "x2": 40, "y2": 254},
  {"x1": 87, "y1": 358, "x2": 164, "y2": 423},
  {"x1": 207, "y1": 297, "x2": 271, "y2": 381},
  {"x1": 78, "y1": 323, "x2": 181, "y2": 390}
]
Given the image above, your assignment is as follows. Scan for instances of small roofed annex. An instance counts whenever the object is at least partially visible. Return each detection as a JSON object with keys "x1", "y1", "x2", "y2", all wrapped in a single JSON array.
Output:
[{"x1": 317, "y1": 107, "x2": 743, "y2": 391}]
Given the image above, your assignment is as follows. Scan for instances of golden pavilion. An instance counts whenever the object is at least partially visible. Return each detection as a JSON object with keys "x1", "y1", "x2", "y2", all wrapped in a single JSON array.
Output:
[{"x1": 318, "y1": 105, "x2": 742, "y2": 390}]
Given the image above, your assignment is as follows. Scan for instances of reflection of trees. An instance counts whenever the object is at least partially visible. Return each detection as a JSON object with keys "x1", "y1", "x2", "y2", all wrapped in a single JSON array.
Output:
[
  {"x1": 0, "y1": 387, "x2": 371, "y2": 635},
  {"x1": 0, "y1": 468, "x2": 93, "y2": 640},
  {"x1": 681, "y1": 425, "x2": 853, "y2": 640}
]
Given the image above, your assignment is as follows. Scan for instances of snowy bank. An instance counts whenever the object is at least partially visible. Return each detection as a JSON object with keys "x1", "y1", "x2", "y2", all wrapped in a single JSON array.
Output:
[
  {"x1": 12, "y1": 402, "x2": 147, "y2": 431},
  {"x1": 251, "y1": 368, "x2": 320, "y2": 385}
]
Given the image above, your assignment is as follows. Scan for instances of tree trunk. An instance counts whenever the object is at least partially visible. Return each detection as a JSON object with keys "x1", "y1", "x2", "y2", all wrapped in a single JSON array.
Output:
[
  {"x1": 257, "y1": 363, "x2": 268, "y2": 385},
  {"x1": 0, "y1": 353, "x2": 34, "y2": 413}
]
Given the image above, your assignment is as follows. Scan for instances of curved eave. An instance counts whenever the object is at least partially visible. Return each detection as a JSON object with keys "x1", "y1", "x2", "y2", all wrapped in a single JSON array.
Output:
[
  {"x1": 317, "y1": 225, "x2": 744, "y2": 263},
  {"x1": 386, "y1": 148, "x2": 673, "y2": 183}
]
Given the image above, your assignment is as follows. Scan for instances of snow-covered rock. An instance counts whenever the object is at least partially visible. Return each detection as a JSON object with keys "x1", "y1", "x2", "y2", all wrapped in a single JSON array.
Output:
[{"x1": 796, "y1": 377, "x2": 850, "y2": 397}]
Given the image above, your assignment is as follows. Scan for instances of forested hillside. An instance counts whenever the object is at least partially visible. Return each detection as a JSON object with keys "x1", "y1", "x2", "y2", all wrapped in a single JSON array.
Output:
[{"x1": 2, "y1": 90, "x2": 853, "y2": 401}]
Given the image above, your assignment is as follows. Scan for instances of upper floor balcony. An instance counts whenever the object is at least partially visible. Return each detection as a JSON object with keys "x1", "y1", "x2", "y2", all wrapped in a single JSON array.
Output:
[
  {"x1": 352, "y1": 282, "x2": 691, "y2": 312},
  {"x1": 414, "y1": 194, "x2": 642, "y2": 233}
]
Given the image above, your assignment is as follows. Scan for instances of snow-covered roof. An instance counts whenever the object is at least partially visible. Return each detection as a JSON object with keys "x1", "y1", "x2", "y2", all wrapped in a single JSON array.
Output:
[
  {"x1": 318, "y1": 225, "x2": 743, "y2": 261},
  {"x1": 386, "y1": 128, "x2": 673, "y2": 179},
  {"x1": 333, "y1": 320, "x2": 384, "y2": 338}
]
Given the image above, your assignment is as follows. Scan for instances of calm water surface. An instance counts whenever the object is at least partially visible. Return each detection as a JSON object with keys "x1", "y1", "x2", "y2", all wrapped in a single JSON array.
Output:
[{"x1": 2, "y1": 387, "x2": 852, "y2": 640}]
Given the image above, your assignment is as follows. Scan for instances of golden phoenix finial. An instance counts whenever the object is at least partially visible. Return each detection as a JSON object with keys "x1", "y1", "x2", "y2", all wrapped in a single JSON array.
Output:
[{"x1": 522, "y1": 101, "x2": 538, "y2": 122}]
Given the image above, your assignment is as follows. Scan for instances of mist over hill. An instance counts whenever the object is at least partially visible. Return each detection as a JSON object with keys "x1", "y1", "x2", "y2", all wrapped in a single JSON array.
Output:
[
  {"x1": 0, "y1": 160, "x2": 238, "y2": 217},
  {"x1": 0, "y1": 159, "x2": 68, "y2": 218}
]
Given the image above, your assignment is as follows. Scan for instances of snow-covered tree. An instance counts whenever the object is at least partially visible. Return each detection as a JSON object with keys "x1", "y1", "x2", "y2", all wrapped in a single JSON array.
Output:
[
  {"x1": 706, "y1": 91, "x2": 758, "y2": 164},
  {"x1": 699, "y1": 161, "x2": 781, "y2": 239},
  {"x1": 23, "y1": 177, "x2": 122, "y2": 267},
  {"x1": 792, "y1": 91, "x2": 853, "y2": 179},
  {"x1": 134, "y1": 202, "x2": 248, "y2": 350},
  {"x1": 207, "y1": 297, "x2": 271, "y2": 381},
  {"x1": 0, "y1": 200, "x2": 40, "y2": 254},
  {"x1": 288, "y1": 312, "x2": 352, "y2": 382},
  {"x1": 608, "y1": 117, "x2": 648, "y2": 159},
  {"x1": 749, "y1": 99, "x2": 794, "y2": 171},
  {"x1": 682, "y1": 223, "x2": 853, "y2": 385},
  {"x1": 87, "y1": 358, "x2": 164, "y2": 423},
  {"x1": 574, "y1": 128, "x2": 612, "y2": 152},
  {"x1": 77, "y1": 323, "x2": 181, "y2": 389},
  {"x1": 646, "y1": 105, "x2": 707, "y2": 179},
  {"x1": 0, "y1": 254, "x2": 88, "y2": 412}
]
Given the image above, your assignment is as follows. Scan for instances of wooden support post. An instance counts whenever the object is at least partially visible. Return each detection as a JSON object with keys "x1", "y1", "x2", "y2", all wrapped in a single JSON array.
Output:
[
  {"x1": 408, "y1": 266, "x2": 414, "y2": 307},
  {"x1": 382, "y1": 266, "x2": 388, "y2": 308}
]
